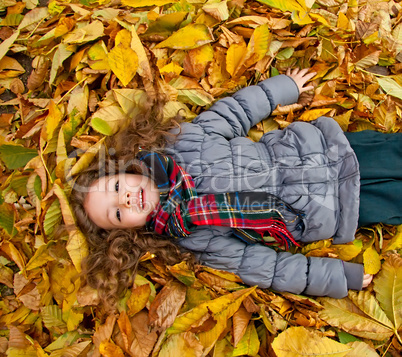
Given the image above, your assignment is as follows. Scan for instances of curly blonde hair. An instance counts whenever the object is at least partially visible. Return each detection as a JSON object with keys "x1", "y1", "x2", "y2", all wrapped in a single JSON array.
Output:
[{"x1": 70, "y1": 96, "x2": 193, "y2": 312}]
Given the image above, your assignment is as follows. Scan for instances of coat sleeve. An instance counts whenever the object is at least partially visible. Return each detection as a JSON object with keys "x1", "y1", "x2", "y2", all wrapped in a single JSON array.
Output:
[
  {"x1": 177, "y1": 226, "x2": 364, "y2": 298},
  {"x1": 190, "y1": 75, "x2": 299, "y2": 139}
]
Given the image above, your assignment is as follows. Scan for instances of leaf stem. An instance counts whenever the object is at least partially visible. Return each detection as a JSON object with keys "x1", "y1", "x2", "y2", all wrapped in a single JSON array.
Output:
[
  {"x1": 381, "y1": 338, "x2": 392, "y2": 357},
  {"x1": 56, "y1": 76, "x2": 88, "y2": 105},
  {"x1": 25, "y1": 18, "x2": 46, "y2": 40},
  {"x1": 317, "y1": 34, "x2": 360, "y2": 45}
]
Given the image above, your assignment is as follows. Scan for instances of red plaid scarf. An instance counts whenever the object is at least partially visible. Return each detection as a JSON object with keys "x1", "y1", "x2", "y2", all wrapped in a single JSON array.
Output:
[{"x1": 138, "y1": 151, "x2": 303, "y2": 249}]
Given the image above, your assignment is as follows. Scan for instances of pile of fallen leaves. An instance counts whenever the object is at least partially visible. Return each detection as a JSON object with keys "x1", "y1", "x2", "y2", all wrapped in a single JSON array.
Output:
[{"x1": 0, "y1": 0, "x2": 402, "y2": 356}]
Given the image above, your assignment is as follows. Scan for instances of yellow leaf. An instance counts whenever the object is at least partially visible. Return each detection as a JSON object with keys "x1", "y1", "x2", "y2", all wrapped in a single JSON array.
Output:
[
  {"x1": 130, "y1": 26, "x2": 152, "y2": 78},
  {"x1": 90, "y1": 105, "x2": 130, "y2": 135},
  {"x1": 100, "y1": 341, "x2": 125, "y2": 357},
  {"x1": 168, "y1": 287, "x2": 255, "y2": 334},
  {"x1": 63, "y1": 20, "x2": 104, "y2": 44},
  {"x1": 256, "y1": 0, "x2": 306, "y2": 12},
  {"x1": 43, "y1": 100, "x2": 63, "y2": 142},
  {"x1": 318, "y1": 296, "x2": 394, "y2": 340},
  {"x1": 191, "y1": 44, "x2": 214, "y2": 65},
  {"x1": 242, "y1": 24, "x2": 272, "y2": 71},
  {"x1": 336, "y1": 240, "x2": 363, "y2": 261},
  {"x1": 53, "y1": 181, "x2": 75, "y2": 227},
  {"x1": 159, "y1": 332, "x2": 203, "y2": 357},
  {"x1": 0, "y1": 30, "x2": 19, "y2": 62},
  {"x1": 155, "y1": 23, "x2": 214, "y2": 50},
  {"x1": 113, "y1": 88, "x2": 146, "y2": 118},
  {"x1": 373, "y1": 98, "x2": 396, "y2": 132},
  {"x1": 291, "y1": 11, "x2": 314, "y2": 26},
  {"x1": 363, "y1": 245, "x2": 381, "y2": 275},
  {"x1": 348, "y1": 291, "x2": 394, "y2": 330},
  {"x1": 115, "y1": 28, "x2": 131, "y2": 47},
  {"x1": 226, "y1": 41, "x2": 247, "y2": 77},
  {"x1": 0, "y1": 240, "x2": 26, "y2": 270},
  {"x1": 309, "y1": 12, "x2": 331, "y2": 26},
  {"x1": 232, "y1": 321, "x2": 259, "y2": 357},
  {"x1": 56, "y1": 128, "x2": 67, "y2": 165},
  {"x1": 299, "y1": 108, "x2": 332, "y2": 122},
  {"x1": 383, "y1": 225, "x2": 402, "y2": 252},
  {"x1": 272, "y1": 326, "x2": 351, "y2": 357},
  {"x1": 373, "y1": 254, "x2": 402, "y2": 331},
  {"x1": 24, "y1": 242, "x2": 55, "y2": 271},
  {"x1": 54, "y1": 17, "x2": 75, "y2": 38},
  {"x1": 66, "y1": 229, "x2": 88, "y2": 274},
  {"x1": 202, "y1": 0, "x2": 229, "y2": 21},
  {"x1": 337, "y1": 12, "x2": 349, "y2": 30},
  {"x1": 160, "y1": 62, "x2": 183, "y2": 76},
  {"x1": 88, "y1": 41, "x2": 110, "y2": 71},
  {"x1": 334, "y1": 110, "x2": 352, "y2": 131},
  {"x1": 121, "y1": 0, "x2": 178, "y2": 7},
  {"x1": 197, "y1": 287, "x2": 255, "y2": 355},
  {"x1": 69, "y1": 137, "x2": 105, "y2": 177},
  {"x1": 345, "y1": 341, "x2": 381, "y2": 357},
  {"x1": 127, "y1": 284, "x2": 151, "y2": 316},
  {"x1": 108, "y1": 43, "x2": 138, "y2": 86}
]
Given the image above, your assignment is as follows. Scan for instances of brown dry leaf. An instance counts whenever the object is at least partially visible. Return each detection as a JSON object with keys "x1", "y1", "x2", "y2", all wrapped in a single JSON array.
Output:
[
  {"x1": 129, "y1": 311, "x2": 158, "y2": 357},
  {"x1": 232, "y1": 306, "x2": 252, "y2": 347},
  {"x1": 148, "y1": 280, "x2": 187, "y2": 329},
  {"x1": 93, "y1": 315, "x2": 117, "y2": 352}
]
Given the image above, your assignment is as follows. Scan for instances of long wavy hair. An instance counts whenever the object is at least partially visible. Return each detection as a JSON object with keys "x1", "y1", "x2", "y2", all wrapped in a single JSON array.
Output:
[{"x1": 70, "y1": 94, "x2": 193, "y2": 312}]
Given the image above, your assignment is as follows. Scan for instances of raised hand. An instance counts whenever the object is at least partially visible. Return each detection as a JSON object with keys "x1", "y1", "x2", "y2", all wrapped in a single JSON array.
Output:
[{"x1": 286, "y1": 68, "x2": 316, "y2": 94}]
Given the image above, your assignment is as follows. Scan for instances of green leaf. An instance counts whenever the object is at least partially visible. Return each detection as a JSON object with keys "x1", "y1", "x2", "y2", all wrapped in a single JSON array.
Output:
[
  {"x1": 337, "y1": 331, "x2": 360, "y2": 344},
  {"x1": 44, "y1": 199, "x2": 62, "y2": 236},
  {"x1": 276, "y1": 47, "x2": 294, "y2": 60},
  {"x1": 9, "y1": 175, "x2": 29, "y2": 197},
  {"x1": 0, "y1": 203, "x2": 17, "y2": 236},
  {"x1": 377, "y1": 77, "x2": 402, "y2": 100},
  {"x1": 0, "y1": 14, "x2": 24, "y2": 27},
  {"x1": 0, "y1": 144, "x2": 38, "y2": 170}
]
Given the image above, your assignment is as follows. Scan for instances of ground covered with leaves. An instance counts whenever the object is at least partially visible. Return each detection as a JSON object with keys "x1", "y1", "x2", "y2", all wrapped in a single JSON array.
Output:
[{"x1": 1, "y1": 0, "x2": 402, "y2": 356}]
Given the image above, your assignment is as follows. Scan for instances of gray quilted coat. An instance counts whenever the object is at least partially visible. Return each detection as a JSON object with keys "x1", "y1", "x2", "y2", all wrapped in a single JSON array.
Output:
[{"x1": 167, "y1": 74, "x2": 364, "y2": 298}]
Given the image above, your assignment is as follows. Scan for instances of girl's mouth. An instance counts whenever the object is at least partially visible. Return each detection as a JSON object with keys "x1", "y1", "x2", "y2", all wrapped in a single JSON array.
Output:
[{"x1": 139, "y1": 188, "x2": 144, "y2": 209}]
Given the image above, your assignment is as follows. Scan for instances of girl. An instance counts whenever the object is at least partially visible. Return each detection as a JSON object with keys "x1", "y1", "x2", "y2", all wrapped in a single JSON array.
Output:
[{"x1": 71, "y1": 69, "x2": 401, "y2": 309}]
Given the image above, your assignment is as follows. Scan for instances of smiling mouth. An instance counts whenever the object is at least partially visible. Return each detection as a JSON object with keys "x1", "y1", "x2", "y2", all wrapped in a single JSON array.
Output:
[{"x1": 139, "y1": 188, "x2": 144, "y2": 209}]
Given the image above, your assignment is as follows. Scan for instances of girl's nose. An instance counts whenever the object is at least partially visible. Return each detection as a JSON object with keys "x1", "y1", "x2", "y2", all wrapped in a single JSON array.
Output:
[{"x1": 124, "y1": 192, "x2": 131, "y2": 208}]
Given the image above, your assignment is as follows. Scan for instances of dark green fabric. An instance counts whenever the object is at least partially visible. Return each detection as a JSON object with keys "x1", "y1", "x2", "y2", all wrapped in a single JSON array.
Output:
[{"x1": 344, "y1": 130, "x2": 402, "y2": 226}]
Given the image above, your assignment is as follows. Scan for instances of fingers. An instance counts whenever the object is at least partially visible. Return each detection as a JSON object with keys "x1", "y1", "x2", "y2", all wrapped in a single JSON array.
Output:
[
  {"x1": 299, "y1": 84, "x2": 315, "y2": 93},
  {"x1": 362, "y1": 273, "x2": 373, "y2": 288},
  {"x1": 285, "y1": 67, "x2": 316, "y2": 94}
]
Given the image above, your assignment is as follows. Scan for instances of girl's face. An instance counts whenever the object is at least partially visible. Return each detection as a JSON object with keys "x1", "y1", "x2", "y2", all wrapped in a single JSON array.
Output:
[{"x1": 84, "y1": 174, "x2": 160, "y2": 230}]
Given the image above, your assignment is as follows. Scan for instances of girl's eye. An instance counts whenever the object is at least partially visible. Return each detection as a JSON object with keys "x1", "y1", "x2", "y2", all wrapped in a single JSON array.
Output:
[
  {"x1": 115, "y1": 180, "x2": 119, "y2": 192},
  {"x1": 116, "y1": 208, "x2": 121, "y2": 222}
]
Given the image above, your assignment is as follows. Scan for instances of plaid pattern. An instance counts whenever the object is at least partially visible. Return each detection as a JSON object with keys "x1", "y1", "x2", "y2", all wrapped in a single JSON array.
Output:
[{"x1": 138, "y1": 151, "x2": 303, "y2": 249}]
